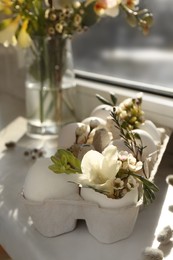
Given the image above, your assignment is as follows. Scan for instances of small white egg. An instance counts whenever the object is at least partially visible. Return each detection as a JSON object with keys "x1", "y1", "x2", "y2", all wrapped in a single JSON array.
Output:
[
  {"x1": 139, "y1": 120, "x2": 161, "y2": 145},
  {"x1": 90, "y1": 104, "x2": 113, "y2": 120},
  {"x1": 112, "y1": 129, "x2": 157, "y2": 162},
  {"x1": 82, "y1": 116, "x2": 106, "y2": 127},
  {"x1": 23, "y1": 158, "x2": 78, "y2": 202},
  {"x1": 58, "y1": 122, "x2": 90, "y2": 149}
]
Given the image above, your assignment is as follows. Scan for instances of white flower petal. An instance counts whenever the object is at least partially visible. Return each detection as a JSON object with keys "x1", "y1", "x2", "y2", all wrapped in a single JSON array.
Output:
[
  {"x1": 105, "y1": 5, "x2": 120, "y2": 17},
  {"x1": 119, "y1": 150, "x2": 128, "y2": 161},
  {"x1": 135, "y1": 161, "x2": 143, "y2": 171},
  {"x1": 81, "y1": 150, "x2": 103, "y2": 182},
  {"x1": 102, "y1": 144, "x2": 119, "y2": 160},
  {"x1": 102, "y1": 145, "x2": 122, "y2": 179},
  {"x1": 102, "y1": 159, "x2": 122, "y2": 180}
]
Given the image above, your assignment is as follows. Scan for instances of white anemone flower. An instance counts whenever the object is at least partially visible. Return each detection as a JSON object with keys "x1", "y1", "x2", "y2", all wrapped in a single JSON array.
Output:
[{"x1": 80, "y1": 145, "x2": 122, "y2": 193}]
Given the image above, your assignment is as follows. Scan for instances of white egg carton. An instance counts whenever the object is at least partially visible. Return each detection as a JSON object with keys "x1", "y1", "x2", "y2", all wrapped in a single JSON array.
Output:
[
  {"x1": 22, "y1": 192, "x2": 142, "y2": 244},
  {"x1": 22, "y1": 128, "x2": 170, "y2": 244}
]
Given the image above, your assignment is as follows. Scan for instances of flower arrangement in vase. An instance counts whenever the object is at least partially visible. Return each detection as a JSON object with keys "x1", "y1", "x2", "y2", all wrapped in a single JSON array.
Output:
[
  {"x1": 22, "y1": 92, "x2": 167, "y2": 243},
  {"x1": 0, "y1": 0, "x2": 153, "y2": 136}
]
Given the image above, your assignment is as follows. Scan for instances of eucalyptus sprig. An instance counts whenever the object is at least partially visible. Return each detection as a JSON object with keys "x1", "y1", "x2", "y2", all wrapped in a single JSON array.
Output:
[
  {"x1": 49, "y1": 149, "x2": 82, "y2": 174},
  {"x1": 110, "y1": 106, "x2": 159, "y2": 204}
]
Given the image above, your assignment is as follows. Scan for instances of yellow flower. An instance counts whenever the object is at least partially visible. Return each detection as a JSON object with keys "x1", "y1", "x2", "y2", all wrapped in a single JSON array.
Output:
[
  {"x1": 0, "y1": 0, "x2": 13, "y2": 14},
  {"x1": 0, "y1": 17, "x2": 20, "y2": 45},
  {"x1": 17, "y1": 20, "x2": 32, "y2": 48},
  {"x1": 55, "y1": 23, "x2": 63, "y2": 33}
]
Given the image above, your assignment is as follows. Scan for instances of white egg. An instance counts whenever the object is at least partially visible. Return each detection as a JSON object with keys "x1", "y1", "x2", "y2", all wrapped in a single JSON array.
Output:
[
  {"x1": 132, "y1": 129, "x2": 158, "y2": 161},
  {"x1": 111, "y1": 139, "x2": 131, "y2": 153},
  {"x1": 139, "y1": 120, "x2": 161, "y2": 145},
  {"x1": 82, "y1": 116, "x2": 106, "y2": 127},
  {"x1": 23, "y1": 158, "x2": 78, "y2": 202},
  {"x1": 106, "y1": 116, "x2": 121, "y2": 140},
  {"x1": 58, "y1": 122, "x2": 90, "y2": 149},
  {"x1": 80, "y1": 187, "x2": 138, "y2": 209},
  {"x1": 90, "y1": 104, "x2": 113, "y2": 120}
]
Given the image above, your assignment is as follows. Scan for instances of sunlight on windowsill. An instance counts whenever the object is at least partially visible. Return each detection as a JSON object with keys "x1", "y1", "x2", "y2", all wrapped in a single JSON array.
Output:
[{"x1": 151, "y1": 185, "x2": 173, "y2": 257}]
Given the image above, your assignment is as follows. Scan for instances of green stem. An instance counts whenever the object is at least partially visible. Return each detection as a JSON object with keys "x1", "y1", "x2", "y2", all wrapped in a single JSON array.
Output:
[{"x1": 38, "y1": 38, "x2": 46, "y2": 124}]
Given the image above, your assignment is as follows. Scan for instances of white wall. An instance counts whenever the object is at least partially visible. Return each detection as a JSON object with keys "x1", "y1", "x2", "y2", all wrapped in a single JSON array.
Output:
[{"x1": 0, "y1": 45, "x2": 25, "y2": 99}]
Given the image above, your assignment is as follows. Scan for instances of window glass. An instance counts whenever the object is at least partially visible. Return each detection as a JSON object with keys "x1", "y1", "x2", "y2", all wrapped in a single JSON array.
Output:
[{"x1": 72, "y1": 0, "x2": 173, "y2": 96}]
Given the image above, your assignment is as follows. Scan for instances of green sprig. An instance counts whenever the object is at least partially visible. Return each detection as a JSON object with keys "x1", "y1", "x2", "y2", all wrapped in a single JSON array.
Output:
[{"x1": 130, "y1": 172, "x2": 159, "y2": 205}]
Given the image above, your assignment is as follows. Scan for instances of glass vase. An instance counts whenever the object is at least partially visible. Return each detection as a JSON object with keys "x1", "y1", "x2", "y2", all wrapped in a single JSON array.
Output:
[{"x1": 25, "y1": 36, "x2": 76, "y2": 137}]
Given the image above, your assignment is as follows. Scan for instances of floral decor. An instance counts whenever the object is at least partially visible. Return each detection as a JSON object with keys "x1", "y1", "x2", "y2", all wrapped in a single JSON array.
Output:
[
  {"x1": 0, "y1": 0, "x2": 153, "y2": 47},
  {"x1": 49, "y1": 94, "x2": 159, "y2": 205}
]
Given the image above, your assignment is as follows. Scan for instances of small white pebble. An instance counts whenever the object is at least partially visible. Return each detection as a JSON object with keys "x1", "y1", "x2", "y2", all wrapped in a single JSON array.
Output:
[
  {"x1": 168, "y1": 205, "x2": 173, "y2": 212},
  {"x1": 166, "y1": 175, "x2": 173, "y2": 186},
  {"x1": 157, "y1": 225, "x2": 172, "y2": 244},
  {"x1": 142, "y1": 247, "x2": 164, "y2": 260}
]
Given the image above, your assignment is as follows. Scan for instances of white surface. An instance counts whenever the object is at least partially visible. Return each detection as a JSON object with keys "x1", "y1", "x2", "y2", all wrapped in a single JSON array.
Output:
[
  {"x1": 0, "y1": 117, "x2": 172, "y2": 260},
  {"x1": 0, "y1": 92, "x2": 172, "y2": 259}
]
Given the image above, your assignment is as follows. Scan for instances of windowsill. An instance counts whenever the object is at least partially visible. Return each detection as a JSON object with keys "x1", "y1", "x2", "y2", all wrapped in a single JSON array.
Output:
[
  {"x1": 1, "y1": 75, "x2": 173, "y2": 129},
  {"x1": 0, "y1": 92, "x2": 25, "y2": 130},
  {"x1": 75, "y1": 77, "x2": 173, "y2": 129},
  {"x1": 0, "y1": 87, "x2": 172, "y2": 259}
]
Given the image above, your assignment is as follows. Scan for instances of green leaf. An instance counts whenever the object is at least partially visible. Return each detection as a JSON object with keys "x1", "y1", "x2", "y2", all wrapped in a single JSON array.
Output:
[
  {"x1": 96, "y1": 94, "x2": 113, "y2": 106},
  {"x1": 126, "y1": 13, "x2": 137, "y2": 27},
  {"x1": 49, "y1": 164, "x2": 66, "y2": 174},
  {"x1": 49, "y1": 149, "x2": 82, "y2": 174},
  {"x1": 96, "y1": 93, "x2": 118, "y2": 106},
  {"x1": 110, "y1": 93, "x2": 117, "y2": 106},
  {"x1": 82, "y1": 2, "x2": 99, "y2": 27}
]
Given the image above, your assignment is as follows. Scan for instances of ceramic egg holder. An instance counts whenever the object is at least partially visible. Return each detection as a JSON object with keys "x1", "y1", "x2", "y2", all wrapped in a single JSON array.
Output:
[{"x1": 22, "y1": 128, "x2": 169, "y2": 244}]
